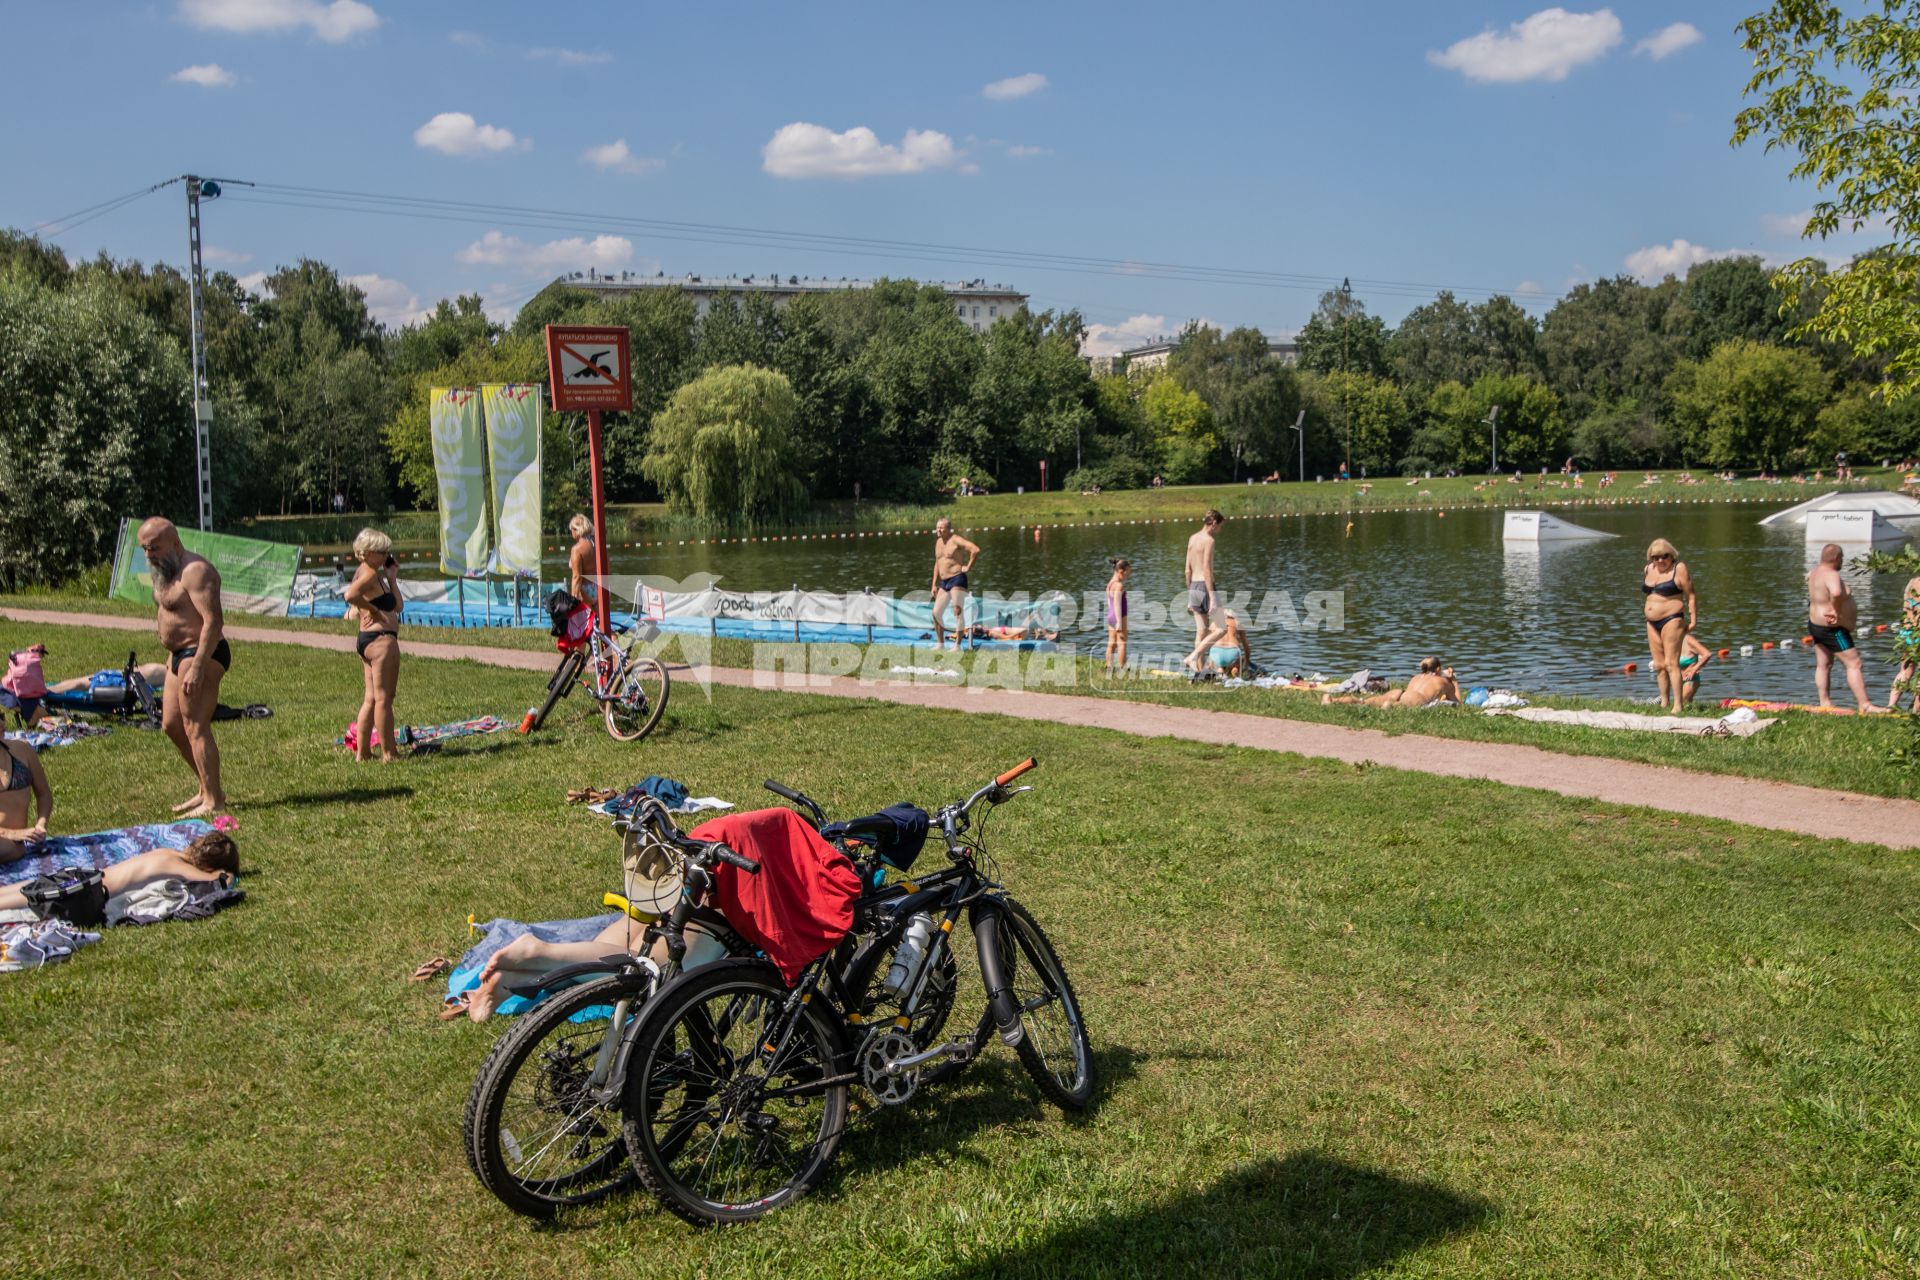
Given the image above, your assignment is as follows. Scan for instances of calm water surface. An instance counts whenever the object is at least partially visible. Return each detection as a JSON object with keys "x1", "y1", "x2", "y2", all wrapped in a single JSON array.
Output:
[{"x1": 573, "y1": 503, "x2": 1911, "y2": 702}]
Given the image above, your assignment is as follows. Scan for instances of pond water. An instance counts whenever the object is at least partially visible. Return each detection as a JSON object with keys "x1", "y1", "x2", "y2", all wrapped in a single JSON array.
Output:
[{"x1": 586, "y1": 502, "x2": 1913, "y2": 703}]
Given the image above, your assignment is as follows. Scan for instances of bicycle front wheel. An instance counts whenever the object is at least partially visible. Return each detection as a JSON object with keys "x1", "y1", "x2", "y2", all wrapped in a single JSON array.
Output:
[
  {"x1": 990, "y1": 898, "x2": 1096, "y2": 1111},
  {"x1": 604, "y1": 652, "x2": 670, "y2": 742},
  {"x1": 463, "y1": 973, "x2": 646, "y2": 1218},
  {"x1": 623, "y1": 960, "x2": 848, "y2": 1226},
  {"x1": 531, "y1": 650, "x2": 583, "y2": 732}
]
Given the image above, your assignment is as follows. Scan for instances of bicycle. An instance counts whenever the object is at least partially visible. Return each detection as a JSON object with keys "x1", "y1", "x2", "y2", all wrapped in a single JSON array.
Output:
[
  {"x1": 462, "y1": 799, "x2": 760, "y2": 1218},
  {"x1": 462, "y1": 787, "x2": 962, "y2": 1219},
  {"x1": 620, "y1": 756, "x2": 1095, "y2": 1227},
  {"x1": 528, "y1": 609, "x2": 670, "y2": 742}
]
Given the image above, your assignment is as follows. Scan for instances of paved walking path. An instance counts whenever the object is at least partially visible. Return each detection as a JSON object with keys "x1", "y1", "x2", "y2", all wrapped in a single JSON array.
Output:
[{"x1": 9, "y1": 607, "x2": 1917, "y2": 850}]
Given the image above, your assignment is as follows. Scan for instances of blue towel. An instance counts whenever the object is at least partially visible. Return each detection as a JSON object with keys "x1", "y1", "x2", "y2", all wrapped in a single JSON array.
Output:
[
  {"x1": 1, "y1": 819, "x2": 215, "y2": 886},
  {"x1": 445, "y1": 913, "x2": 622, "y2": 1017}
]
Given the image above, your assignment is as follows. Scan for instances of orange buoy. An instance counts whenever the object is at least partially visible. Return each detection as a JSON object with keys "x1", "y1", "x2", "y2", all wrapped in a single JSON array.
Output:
[
  {"x1": 1801, "y1": 634, "x2": 1814, "y2": 646},
  {"x1": 1876, "y1": 623, "x2": 1889, "y2": 633},
  {"x1": 1762, "y1": 641, "x2": 1775, "y2": 650},
  {"x1": 1717, "y1": 648, "x2": 1730, "y2": 658},
  {"x1": 1437, "y1": 511, "x2": 1445, "y2": 518},
  {"x1": 1622, "y1": 662, "x2": 1638, "y2": 673}
]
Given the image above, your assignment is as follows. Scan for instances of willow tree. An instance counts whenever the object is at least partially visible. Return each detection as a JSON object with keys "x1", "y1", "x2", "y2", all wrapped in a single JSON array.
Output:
[
  {"x1": 642, "y1": 363, "x2": 807, "y2": 522},
  {"x1": 1735, "y1": 2, "x2": 1920, "y2": 394}
]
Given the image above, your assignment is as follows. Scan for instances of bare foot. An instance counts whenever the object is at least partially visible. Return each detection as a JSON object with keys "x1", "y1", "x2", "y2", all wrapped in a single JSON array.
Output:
[
  {"x1": 381, "y1": 752, "x2": 402, "y2": 764},
  {"x1": 182, "y1": 799, "x2": 224, "y2": 819},
  {"x1": 478, "y1": 935, "x2": 545, "y2": 986},
  {"x1": 465, "y1": 972, "x2": 508, "y2": 1022},
  {"x1": 171, "y1": 793, "x2": 207, "y2": 814},
  {"x1": 1320, "y1": 694, "x2": 1333, "y2": 705}
]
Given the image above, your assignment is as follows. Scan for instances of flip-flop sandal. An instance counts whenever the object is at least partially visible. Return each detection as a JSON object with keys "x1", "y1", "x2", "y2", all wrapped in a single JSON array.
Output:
[
  {"x1": 410, "y1": 956, "x2": 451, "y2": 983},
  {"x1": 439, "y1": 993, "x2": 472, "y2": 1020}
]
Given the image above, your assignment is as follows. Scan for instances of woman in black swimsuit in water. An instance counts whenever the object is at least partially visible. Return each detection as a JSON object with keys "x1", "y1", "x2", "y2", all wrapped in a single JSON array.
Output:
[
  {"x1": 1642, "y1": 537, "x2": 1697, "y2": 712},
  {"x1": 0, "y1": 734, "x2": 53, "y2": 862},
  {"x1": 345, "y1": 528, "x2": 403, "y2": 763}
]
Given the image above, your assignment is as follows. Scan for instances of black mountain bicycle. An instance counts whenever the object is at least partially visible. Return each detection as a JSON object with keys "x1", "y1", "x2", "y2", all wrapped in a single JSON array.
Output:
[{"x1": 620, "y1": 757, "x2": 1095, "y2": 1226}]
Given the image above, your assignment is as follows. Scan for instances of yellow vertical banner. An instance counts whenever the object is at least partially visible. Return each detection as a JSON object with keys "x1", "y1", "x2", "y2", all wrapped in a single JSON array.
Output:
[
  {"x1": 430, "y1": 387, "x2": 489, "y2": 576},
  {"x1": 482, "y1": 383, "x2": 544, "y2": 576}
]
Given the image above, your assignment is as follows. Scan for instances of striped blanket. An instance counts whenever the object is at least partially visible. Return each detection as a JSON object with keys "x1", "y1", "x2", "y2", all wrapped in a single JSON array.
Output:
[{"x1": 0, "y1": 819, "x2": 216, "y2": 886}]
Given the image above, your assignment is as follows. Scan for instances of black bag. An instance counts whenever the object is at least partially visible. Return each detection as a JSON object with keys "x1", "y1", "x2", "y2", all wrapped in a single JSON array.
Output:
[
  {"x1": 545, "y1": 589, "x2": 582, "y2": 637},
  {"x1": 21, "y1": 867, "x2": 107, "y2": 927}
]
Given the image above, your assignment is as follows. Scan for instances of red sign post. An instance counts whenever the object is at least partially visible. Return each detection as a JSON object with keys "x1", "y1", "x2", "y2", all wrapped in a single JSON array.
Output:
[{"x1": 545, "y1": 325, "x2": 634, "y2": 632}]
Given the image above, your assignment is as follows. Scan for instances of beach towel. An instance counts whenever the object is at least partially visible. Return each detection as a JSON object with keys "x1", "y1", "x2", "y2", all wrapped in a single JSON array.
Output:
[
  {"x1": 0, "y1": 819, "x2": 215, "y2": 886},
  {"x1": 445, "y1": 913, "x2": 623, "y2": 1018},
  {"x1": 341, "y1": 715, "x2": 506, "y2": 753},
  {"x1": 1484, "y1": 707, "x2": 1776, "y2": 737},
  {"x1": 4, "y1": 717, "x2": 112, "y2": 751}
]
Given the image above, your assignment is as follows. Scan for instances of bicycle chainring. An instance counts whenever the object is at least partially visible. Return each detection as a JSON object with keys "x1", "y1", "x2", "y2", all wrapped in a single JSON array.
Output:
[{"x1": 857, "y1": 1027, "x2": 921, "y2": 1106}]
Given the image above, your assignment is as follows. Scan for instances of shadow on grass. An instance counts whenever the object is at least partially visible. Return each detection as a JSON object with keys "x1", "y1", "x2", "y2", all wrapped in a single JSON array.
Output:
[
  {"x1": 250, "y1": 785, "x2": 416, "y2": 809},
  {"x1": 946, "y1": 1150, "x2": 1493, "y2": 1280}
]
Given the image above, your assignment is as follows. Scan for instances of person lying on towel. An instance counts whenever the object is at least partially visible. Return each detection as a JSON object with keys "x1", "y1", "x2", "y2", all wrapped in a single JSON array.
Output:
[{"x1": 0, "y1": 829, "x2": 236, "y2": 910}]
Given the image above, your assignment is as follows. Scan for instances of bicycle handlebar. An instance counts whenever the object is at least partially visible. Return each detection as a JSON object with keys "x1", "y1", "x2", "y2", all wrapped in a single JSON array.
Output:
[
  {"x1": 995, "y1": 756, "x2": 1038, "y2": 786},
  {"x1": 763, "y1": 778, "x2": 826, "y2": 827}
]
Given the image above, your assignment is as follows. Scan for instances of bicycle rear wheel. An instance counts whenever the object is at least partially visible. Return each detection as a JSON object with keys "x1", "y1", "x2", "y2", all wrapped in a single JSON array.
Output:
[
  {"x1": 623, "y1": 960, "x2": 847, "y2": 1226},
  {"x1": 990, "y1": 898, "x2": 1095, "y2": 1111},
  {"x1": 463, "y1": 974, "x2": 644, "y2": 1218},
  {"x1": 604, "y1": 651, "x2": 669, "y2": 742}
]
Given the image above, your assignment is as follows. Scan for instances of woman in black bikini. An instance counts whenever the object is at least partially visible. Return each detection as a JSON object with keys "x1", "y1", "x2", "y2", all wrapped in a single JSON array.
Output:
[
  {"x1": 0, "y1": 734, "x2": 53, "y2": 862},
  {"x1": 346, "y1": 528, "x2": 403, "y2": 763},
  {"x1": 1642, "y1": 537, "x2": 1696, "y2": 712}
]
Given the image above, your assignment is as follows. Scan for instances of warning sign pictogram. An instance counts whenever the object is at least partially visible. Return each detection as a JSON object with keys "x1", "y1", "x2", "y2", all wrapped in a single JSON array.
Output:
[{"x1": 544, "y1": 325, "x2": 633, "y2": 412}]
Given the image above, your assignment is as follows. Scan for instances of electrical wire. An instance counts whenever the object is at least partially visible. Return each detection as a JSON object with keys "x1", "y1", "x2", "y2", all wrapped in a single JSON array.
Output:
[
  {"x1": 223, "y1": 182, "x2": 1555, "y2": 304},
  {"x1": 33, "y1": 179, "x2": 174, "y2": 239}
]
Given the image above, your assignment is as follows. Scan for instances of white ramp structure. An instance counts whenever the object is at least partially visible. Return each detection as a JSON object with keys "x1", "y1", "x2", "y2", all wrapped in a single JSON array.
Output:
[
  {"x1": 1758, "y1": 489, "x2": 1920, "y2": 530},
  {"x1": 1503, "y1": 510, "x2": 1618, "y2": 542},
  {"x1": 1803, "y1": 508, "x2": 1912, "y2": 545}
]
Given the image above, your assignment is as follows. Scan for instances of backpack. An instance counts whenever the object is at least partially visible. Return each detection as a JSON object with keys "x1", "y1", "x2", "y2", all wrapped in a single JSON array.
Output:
[{"x1": 545, "y1": 589, "x2": 581, "y2": 637}]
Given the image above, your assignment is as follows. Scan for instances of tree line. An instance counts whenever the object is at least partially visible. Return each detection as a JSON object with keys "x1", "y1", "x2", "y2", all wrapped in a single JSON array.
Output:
[{"x1": 2, "y1": 227, "x2": 1916, "y2": 583}]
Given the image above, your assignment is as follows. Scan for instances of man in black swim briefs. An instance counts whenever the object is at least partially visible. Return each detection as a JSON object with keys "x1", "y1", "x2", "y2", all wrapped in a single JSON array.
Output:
[
  {"x1": 930, "y1": 517, "x2": 980, "y2": 651},
  {"x1": 1807, "y1": 542, "x2": 1877, "y2": 713},
  {"x1": 138, "y1": 517, "x2": 230, "y2": 815}
]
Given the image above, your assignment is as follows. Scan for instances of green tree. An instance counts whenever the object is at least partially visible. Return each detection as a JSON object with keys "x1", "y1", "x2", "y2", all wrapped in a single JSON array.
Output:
[
  {"x1": 642, "y1": 364, "x2": 807, "y2": 521},
  {"x1": 1734, "y1": 1, "x2": 1920, "y2": 394},
  {"x1": 1670, "y1": 256, "x2": 1793, "y2": 361},
  {"x1": 390, "y1": 295, "x2": 499, "y2": 377},
  {"x1": 1664, "y1": 339, "x2": 1831, "y2": 469},
  {"x1": 1420, "y1": 374, "x2": 1564, "y2": 472},
  {"x1": 1141, "y1": 369, "x2": 1218, "y2": 482},
  {"x1": 0, "y1": 274, "x2": 190, "y2": 586},
  {"x1": 1310, "y1": 371, "x2": 1406, "y2": 476},
  {"x1": 1295, "y1": 287, "x2": 1390, "y2": 378},
  {"x1": 1540, "y1": 275, "x2": 1685, "y2": 416},
  {"x1": 964, "y1": 308, "x2": 1096, "y2": 487}
]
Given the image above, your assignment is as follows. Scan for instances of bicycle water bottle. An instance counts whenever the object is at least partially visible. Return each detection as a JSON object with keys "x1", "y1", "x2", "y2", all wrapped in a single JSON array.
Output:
[
  {"x1": 516, "y1": 706, "x2": 537, "y2": 735},
  {"x1": 882, "y1": 913, "x2": 935, "y2": 998}
]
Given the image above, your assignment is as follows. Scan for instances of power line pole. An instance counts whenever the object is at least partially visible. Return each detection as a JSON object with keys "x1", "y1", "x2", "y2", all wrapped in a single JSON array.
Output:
[{"x1": 160, "y1": 174, "x2": 253, "y2": 530}]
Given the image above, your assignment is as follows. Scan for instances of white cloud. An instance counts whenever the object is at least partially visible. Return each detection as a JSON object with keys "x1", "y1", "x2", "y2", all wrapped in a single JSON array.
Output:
[
  {"x1": 235, "y1": 271, "x2": 270, "y2": 295},
  {"x1": 1006, "y1": 143, "x2": 1050, "y2": 158},
  {"x1": 414, "y1": 112, "x2": 525, "y2": 155},
  {"x1": 1634, "y1": 22, "x2": 1701, "y2": 60},
  {"x1": 581, "y1": 139, "x2": 663, "y2": 176},
  {"x1": 457, "y1": 230, "x2": 636, "y2": 275},
  {"x1": 762, "y1": 122, "x2": 969, "y2": 179},
  {"x1": 178, "y1": 0, "x2": 378, "y2": 41},
  {"x1": 1761, "y1": 210, "x2": 1810, "y2": 238},
  {"x1": 1623, "y1": 238, "x2": 1759, "y2": 280},
  {"x1": 1515, "y1": 279, "x2": 1544, "y2": 295},
  {"x1": 346, "y1": 273, "x2": 427, "y2": 327},
  {"x1": 449, "y1": 30, "x2": 486, "y2": 50},
  {"x1": 1080, "y1": 313, "x2": 1194, "y2": 357},
  {"x1": 203, "y1": 246, "x2": 252, "y2": 264},
  {"x1": 1428, "y1": 7, "x2": 1622, "y2": 83},
  {"x1": 171, "y1": 63, "x2": 236, "y2": 87},
  {"x1": 982, "y1": 72, "x2": 1048, "y2": 101},
  {"x1": 530, "y1": 46, "x2": 612, "y2": 65}
]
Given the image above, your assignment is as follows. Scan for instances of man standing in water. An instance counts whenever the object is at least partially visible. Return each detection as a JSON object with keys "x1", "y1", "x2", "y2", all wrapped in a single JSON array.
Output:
[
  {"x1": 138, "y1": 518, "x2": 229, "y2": 815},
  {"x1": 930, "y1": 518, "x2": 979, "y2": 650},
  {"x1": 1183, "y1": 509, "x2": 1227, "y2": 677},
  {"x1": 1807, "y1": 542, "x2": 1877, "y2": 713}
]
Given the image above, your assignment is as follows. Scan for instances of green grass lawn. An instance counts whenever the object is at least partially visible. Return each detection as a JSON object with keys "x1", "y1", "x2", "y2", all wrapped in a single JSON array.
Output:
[
  {"x1": 231, "y1": 472, "x2": 1911, "y2": 553},
  {"x1": 0, "y1": 624, "x2": 1914, "y2": 1278}
]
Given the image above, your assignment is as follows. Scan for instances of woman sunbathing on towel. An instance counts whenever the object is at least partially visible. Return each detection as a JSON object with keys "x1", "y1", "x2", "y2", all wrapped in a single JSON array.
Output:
[
  {"x1": 0, "y1": 737, "x2": 55, "y2": 862},
  {"x1": 0, "y1": 829, "x2": 236, "y2": 907},
  {"x1": 452, "y1": 914, "x2": 734, "y2": 1022},
  {"x1": 1323, "y1": 657, "x2": 1461, "y2": 708},
  {"x1": 46, "y1": 662, "x2": 168, "y2": 695}
]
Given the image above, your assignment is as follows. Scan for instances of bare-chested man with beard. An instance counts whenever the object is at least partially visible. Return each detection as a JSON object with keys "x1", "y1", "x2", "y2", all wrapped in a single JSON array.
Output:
[{"x1": 138, "y1": 517, "x2": 230, "y2": 815}]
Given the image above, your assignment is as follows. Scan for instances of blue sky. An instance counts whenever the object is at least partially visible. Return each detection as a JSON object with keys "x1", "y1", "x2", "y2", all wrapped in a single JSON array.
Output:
[{"x1": 0, "y1": 1, "x2": 1865, "y2": 352}]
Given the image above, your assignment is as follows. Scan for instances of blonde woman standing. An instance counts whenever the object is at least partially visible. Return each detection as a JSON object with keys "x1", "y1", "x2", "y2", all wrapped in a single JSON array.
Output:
[
  {"x1": 1642, "y1": 538, "x2": 1696, "y2": 711},
  {"x1": 346, "y1": 528, "x2": 402, "y2": 762}
]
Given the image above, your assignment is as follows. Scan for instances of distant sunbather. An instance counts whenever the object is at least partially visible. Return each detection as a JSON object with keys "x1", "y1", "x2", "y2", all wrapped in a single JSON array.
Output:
[
  {"x1": 0, "y1": 829, "x2": 236, "y2": 907},
  {"x1": 46, "y1": 662, "x2": 168, "y2": 695},
  {"x1": 1323, "y1": 657, "x2": 1461, "y2": 708}
]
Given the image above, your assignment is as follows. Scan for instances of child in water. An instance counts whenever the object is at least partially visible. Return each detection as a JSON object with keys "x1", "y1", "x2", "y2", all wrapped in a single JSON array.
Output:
[{"x1": 1103, "y1": 558, "x2": 1130, "y2": 678}]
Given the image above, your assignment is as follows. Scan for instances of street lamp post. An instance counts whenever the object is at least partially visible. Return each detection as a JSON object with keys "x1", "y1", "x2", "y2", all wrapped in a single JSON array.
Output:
[
  {"x1": 1485, "y1": 404, "x2": 1502, "y2": 474},
  {"x1": 1287, "y1": 409, "x2": 1306, "y2": 484},
  {"x1": 1339, "y1": 277, "x2": 1352, "y2": 477}
]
